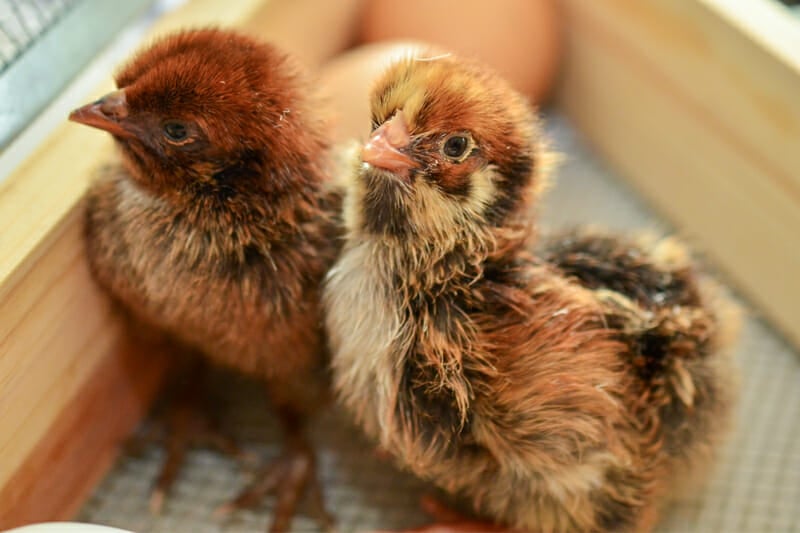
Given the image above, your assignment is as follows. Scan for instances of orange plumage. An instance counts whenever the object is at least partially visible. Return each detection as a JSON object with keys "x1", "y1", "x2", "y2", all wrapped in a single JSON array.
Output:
[
  {"x1": 323, "y1": 54, "x2": 739, "y2": 532},
  {"x1": 70, "y1": 28, "x2": 340, "y2": 531}
]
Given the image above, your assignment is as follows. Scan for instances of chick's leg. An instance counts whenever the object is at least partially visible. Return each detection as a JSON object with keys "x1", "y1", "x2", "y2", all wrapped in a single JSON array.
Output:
[
  {"x1": 131, "y1": 355, "x2": 250, "y2": 514},
  {"x1": 217, "y1": 378, "x2": 333, "y2": 533}
]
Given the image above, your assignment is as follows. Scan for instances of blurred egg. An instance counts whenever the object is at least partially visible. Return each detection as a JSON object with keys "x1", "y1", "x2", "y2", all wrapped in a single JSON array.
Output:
[
  {"x1": 318, "y1": 41, "x2": 445, "y2": 143},
  {"x1": 359, "y1": 0, "x2": 562, "y2": 103}
]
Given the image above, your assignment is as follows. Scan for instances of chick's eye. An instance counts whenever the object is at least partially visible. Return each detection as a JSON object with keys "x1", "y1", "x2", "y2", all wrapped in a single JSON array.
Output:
[
  {"x1": 442, "y1": 134, "x2": 471, "y2": 160},
  {"x1": 163, "y1": 121, "x2": 189, "y2": 143}
]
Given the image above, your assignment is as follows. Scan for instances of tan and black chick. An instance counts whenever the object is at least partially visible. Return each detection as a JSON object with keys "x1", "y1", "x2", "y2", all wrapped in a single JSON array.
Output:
[
  {"x1": 323, "y1": 54, "x2": 739, "y2": 533},
  {"x1": 69, "y1": 28, "x2": 340, "y2": 532}
]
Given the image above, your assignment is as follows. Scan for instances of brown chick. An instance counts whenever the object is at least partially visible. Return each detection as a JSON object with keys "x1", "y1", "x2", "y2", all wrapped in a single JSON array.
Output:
[
  {"x1": 69, "y1": 28, "x2": 340, "y2": 531},
  {"x1": 323, "y1": 54, "x2": 739, "y2": 533}
]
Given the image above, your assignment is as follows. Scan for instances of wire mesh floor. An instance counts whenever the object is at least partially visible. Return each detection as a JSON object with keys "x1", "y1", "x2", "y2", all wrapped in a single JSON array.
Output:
[{"x1": 77, "y1": 112, "x2": 800, "y2": 532}]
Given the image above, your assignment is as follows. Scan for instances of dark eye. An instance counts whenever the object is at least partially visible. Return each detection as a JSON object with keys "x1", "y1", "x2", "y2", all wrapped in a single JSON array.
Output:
[
  {"x1": 163, "y1": 121, "x2": 189, "y2": 142},
  {"x1": 442, "y1": 134, "x2": 471, "y2": 160}
]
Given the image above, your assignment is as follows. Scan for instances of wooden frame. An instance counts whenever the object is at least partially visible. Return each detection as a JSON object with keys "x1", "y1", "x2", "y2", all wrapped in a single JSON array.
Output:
[
  {"x1": 558, "y1": 0, "x2": 800, "y2": 347},
  {"x1": 1, "y1": 0, "x2": 798, "y2": 527}
]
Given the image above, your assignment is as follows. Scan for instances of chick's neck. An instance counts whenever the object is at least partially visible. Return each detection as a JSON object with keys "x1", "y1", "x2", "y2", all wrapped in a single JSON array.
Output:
[
  {"x1": 118, "y1": 153, "x2": 327, "y2": 252},
  {"x1": 369, "y1": 218, "x2": 537, "y2": 297}
]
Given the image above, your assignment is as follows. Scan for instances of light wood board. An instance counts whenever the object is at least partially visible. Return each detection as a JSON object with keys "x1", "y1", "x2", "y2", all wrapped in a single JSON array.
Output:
[
  {"x1": 0, "y1": 0, "x2": 269, "y2": 527},
  {"x1": 558, "y1": 0, "x2": 800, "y2": 348}
]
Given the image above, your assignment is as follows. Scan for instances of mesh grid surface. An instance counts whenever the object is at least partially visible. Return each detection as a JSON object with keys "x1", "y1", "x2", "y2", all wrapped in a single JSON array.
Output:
[{"x1": 77, "y1": 113, "x2": 800, "y2": 532}]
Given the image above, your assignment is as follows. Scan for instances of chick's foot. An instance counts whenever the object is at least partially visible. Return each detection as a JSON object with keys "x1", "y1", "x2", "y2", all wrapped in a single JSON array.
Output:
[
  {"x1": 151, "y1": 403, "x2": 252, "y2": 513},
  {"x1": 215, "y1": 432, "x2": 333, "y2": 533},
  {"x1": 372, "y1": 497, "x2": 507, "y2": 533},
  {"x1": 126, "y1": 361, "x2": 252, "y2": 514},
  {"x1": 374, "y1": 525, "x2": 504, "y2": 533}
]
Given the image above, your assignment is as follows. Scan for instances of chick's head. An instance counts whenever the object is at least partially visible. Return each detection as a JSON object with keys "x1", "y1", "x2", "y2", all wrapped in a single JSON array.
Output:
[
  {"x1": 350, "y1": 54, "x2": 546, "y2": 243},
  {"x1": 70, "y1": 28, "x2": 327, "y2": 197}
]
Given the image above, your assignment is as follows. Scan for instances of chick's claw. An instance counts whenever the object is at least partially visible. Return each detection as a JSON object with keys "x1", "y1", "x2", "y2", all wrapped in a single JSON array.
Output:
[
  {"x1": 133, "y1": 399, "x2": 254, "y2": 515},
  {"x1": 215, "y1": 440, "x2": 333, "y2": 533},
  {"x1": 151, "y1": 415, "x2": 251, "y2": 514}
]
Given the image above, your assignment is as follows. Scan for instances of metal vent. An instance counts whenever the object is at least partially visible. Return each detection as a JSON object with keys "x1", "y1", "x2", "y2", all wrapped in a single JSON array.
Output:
[
  {"x1": 0, "y1": 0, "x2": 152, "y2": 150},
  {"x1": 0, "y1": 0, "x2": 75, "y2": 73}
]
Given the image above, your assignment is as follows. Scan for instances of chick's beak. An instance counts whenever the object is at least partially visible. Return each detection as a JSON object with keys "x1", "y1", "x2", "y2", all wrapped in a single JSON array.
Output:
[
  {"x1": 362, "y1": 110, "x2": 416, "y2": 176},
  {"x1": 69, "y1": 89, "x2": 133, "y2": 138}
]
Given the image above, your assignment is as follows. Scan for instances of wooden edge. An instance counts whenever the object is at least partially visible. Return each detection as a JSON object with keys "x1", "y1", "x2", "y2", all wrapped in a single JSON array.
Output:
[
  {"x1": 0, "y1": 0, "x2": 269, "y2": 525},
  {"x1": 700, "y1": 0, "x2": 800, "y2": 73},
  {"x1": 557, "y1": 0, "x2": 800, "y2": 347},
  {"x1": 0, "y1": 0, "x2": 267, "y2": 289},
  {"x1": 0, "y1": 335, "x2": 169, "y2": 529}
]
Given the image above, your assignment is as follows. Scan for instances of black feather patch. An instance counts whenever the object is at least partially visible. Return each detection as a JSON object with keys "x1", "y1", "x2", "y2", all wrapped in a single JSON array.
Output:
[
  {"x1": 485, "y1": 153, "x2": 534, "y2": 225},
  {"x1": 397, "y1": 352, "x2": 465, "y2": 448},
  {"x1": 542, "y1": 233, "x2": 701, "y2": 309},
  {"x1": 361, "y1": 169, "x2": 411, "y2": 237},
  {"x1": 590, "y1": 469, "x2": 642, "y2": 532}
]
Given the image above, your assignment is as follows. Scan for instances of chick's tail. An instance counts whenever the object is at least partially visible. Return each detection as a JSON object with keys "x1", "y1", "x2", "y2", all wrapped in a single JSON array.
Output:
[
  {"x1": 600, "y1": 285, "x2": 739, "y2": 404},
  {"x1": 599, "y1": 275, "x2": 741, "y2": 495},
  {"x1": 541, "y1": 228, "x2": 741, "y2": 386},
  {"x1": 543, "y1": 228, "x2": 741, "y2": 486}
]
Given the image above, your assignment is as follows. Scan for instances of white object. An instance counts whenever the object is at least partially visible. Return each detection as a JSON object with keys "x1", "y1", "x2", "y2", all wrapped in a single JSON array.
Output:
[{"x1": 4, "y1": 523, "x2": 134, "y2": 533}]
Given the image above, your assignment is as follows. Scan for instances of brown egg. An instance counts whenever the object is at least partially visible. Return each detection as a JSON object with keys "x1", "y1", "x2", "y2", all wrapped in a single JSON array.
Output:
[
  {"x1": 359, "y1": 0, "x2": 562, "y2": 103},
  {"x1": 242, "y1": 0, "x2": 366, "y2": 67},
  {"x1": 317, "y1": 41, "x2": 445, "y2": 144}
]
